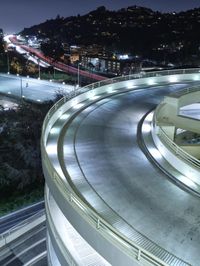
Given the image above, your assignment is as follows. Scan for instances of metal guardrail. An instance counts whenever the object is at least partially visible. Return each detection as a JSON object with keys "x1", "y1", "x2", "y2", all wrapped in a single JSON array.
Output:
[
  {"x1": 23, "y1": 251, "x2": 47, "y2": 266},
  {"x1": 41, "y1": 69, "x2": 197, "y2": 266},
  {"x1": 43, "y1": 148, "x2": 191, "y2": 265},
  {"x1": 156, "y1": 125, "x2": 200, "y2": 169},
  {"x1": 45, "y1": 161, "x2": 173, "y2": 266},
  {"x1": 43, "y1": 68, "x2": 200, "y2": 127},
  {"x1": 0, "y1": 209, "x2": 45, "y2": 241},
  {"x1": 0, "y1": 200, "x2": 44, "y2": 222},
  {"x1": 168, "y1": 84, "x2": 200, "y2": 97},
  {"x1": 154, "y1": 85, "x2": 200, "y2": 170}
]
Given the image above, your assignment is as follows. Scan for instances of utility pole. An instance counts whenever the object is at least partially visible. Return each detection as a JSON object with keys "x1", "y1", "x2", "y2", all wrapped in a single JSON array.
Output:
[
  {"x1": 20, "y1": 76, "x2": 23, "y2": 102},
  {"x1": 38, "y1": 58, "x2": 41, "y2": 79}
]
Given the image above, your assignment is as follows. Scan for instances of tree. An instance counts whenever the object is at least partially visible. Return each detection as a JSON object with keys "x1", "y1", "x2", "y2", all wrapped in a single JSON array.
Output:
[
  {"x1": 0, "y1": 36, "x2": 4, "y2": 54},
  {"x1": 40, "y1": 40, "x2": 64, "y2": 61},
  {"x1": 0, "y1": 101, "x2": 53, "y2": 196}
]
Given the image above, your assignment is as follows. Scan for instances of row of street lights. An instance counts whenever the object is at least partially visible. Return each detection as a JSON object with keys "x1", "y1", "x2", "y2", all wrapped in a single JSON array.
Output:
[
  {"x1": 4, "y1": 50, "x2": 81, "y2": 95},
  {"x1": 5, "y1": 50, "x2": 41, "y2": 79},
  {"x1": 16, "y1": 73, "x2": 29, "y2": 101}
]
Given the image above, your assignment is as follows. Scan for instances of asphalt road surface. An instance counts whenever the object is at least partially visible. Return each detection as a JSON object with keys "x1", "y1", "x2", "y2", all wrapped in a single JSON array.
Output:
[
  {"x1": 0, "y1": 222, "x2": 47, "y2": 266},
  {"x1": 0, "y1": 201, "x2": 44, "y2": 234},
  {"x1": 0, "y1": 74, "x2": 74, "y2": 102}
]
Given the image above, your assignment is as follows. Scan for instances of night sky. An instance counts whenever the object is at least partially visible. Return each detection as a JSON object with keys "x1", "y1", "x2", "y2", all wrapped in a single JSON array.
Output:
[{"x1": 1, "y1": 0, "x2": 200, "y2": 33}]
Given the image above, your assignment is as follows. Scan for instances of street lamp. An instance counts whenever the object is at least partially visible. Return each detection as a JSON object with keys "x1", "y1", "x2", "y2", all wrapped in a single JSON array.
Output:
[
  {"x1": 5, "y1": 49, "x2": 10, "y2": 74},
  {"x1": 25, "y1": 53, "x2": 30, "y2": 74},
  {"x1": 37, "y1": 58, "x2": 41, "y2": 79},
  {"x1": 53, "y1": 67, "x2": 55, "y2": 79},
  {"x1": 77, "y1": 62, "x2": 81, "y2": 88},
  {"x1": 20, "y1": 76, "x2": 23, "y2": 102}
]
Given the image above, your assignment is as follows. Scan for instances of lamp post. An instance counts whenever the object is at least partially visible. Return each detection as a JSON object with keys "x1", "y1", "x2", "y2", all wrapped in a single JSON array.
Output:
[
  {"x1": 53, "y1": 67, "x2": 55, "y2": 79},
  {"x1": 77, "y1": 62, "x2": 80, "y2": 88},
  {"x1": 38, "y1": 58, "x2": 41, "y2": 79},
  {"x1": 25, "y1": 53, "x2": 29, "y2": 74},
  {"x1": 20, "y1": 76, "x2": 23, "y2": 102},
  {"x1": 5, "y1": 49, "x2": 10, "y2": 74}
]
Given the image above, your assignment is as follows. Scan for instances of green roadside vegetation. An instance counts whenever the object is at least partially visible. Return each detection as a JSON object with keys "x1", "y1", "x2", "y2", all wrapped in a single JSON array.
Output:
[
  {"x1": 0, "y1": 186, "x2": 44, "y2": 216},
  {"x1": 0, "y1": 40, "x2": 76, "y2": 83},
  {"x1": 0, "y1": 51, "x2": 77, "y2": 85},
  {"x1": 0, "y1": 99, "x2": 55, "y2": 216},
  {"x1": 0, "y1": 38, "x2": 86, "y2": 216},
  {"x1": 40, "y1": 69, "x2": 76, "y2": 84},
  {"x1": 0, "y1": 51, "x2": 7, "y2": 73}
]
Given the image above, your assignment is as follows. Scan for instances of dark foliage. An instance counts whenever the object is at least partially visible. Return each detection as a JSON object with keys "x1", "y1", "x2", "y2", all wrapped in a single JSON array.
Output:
[
  {"x1": 40, "y1": 40, "x2": 65, "y2": 61},
  {"x1": 0, "y1": 101, "x2": 53, "y2": 197}
]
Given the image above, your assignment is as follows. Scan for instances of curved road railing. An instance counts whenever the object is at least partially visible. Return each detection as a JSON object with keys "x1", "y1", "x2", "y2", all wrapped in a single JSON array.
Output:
[
  {"x1": 44, "y1": 68, "x2": 200, "y2": 120},
  {"x1": 155, "y1": 124, "x2": 200, "y2": 169},
  {"x1": 41, "y1": 69, "x2": 199, "y2": 266},
  {"x1": 153, "y1": 85, "x2": 200, "y2": 170},
  {"x1": 168, "y1": 84, "x2": 200, "y2": 97}
]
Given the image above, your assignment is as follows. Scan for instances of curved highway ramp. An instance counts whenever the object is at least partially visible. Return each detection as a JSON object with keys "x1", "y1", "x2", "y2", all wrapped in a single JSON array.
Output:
[{"x1": 42, "y1": 69, "x2": 200, "y2": 266}]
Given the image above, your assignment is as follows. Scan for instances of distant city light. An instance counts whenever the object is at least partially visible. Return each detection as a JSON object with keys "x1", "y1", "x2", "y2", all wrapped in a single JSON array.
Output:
[{"x1": 119, "y1": 54, "x2": 129, "y2": 60}]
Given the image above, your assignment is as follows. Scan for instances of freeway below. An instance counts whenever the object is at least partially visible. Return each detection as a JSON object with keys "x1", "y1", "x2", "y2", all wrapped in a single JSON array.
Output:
[
  {"x1": 63, "y1": 82, "x2": 200, "y2": 265},
  {"x1": 0, "y1": 74, "x2": 74, "y2": 103},
  {"x1": 0, "y1": 97, "x2": 18, "y2": 110},
  {"x1": 0, "y1": 201, "x2": 44, "y2": 234},
  {"x1": 9, "y1": 36, "x2": 106, "y2": 82},
  {"x1": 0, "y1": 221, "x2": 46, "y2": 266}
]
